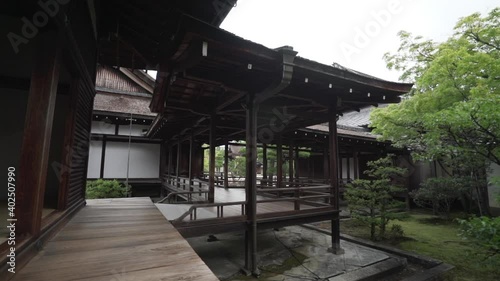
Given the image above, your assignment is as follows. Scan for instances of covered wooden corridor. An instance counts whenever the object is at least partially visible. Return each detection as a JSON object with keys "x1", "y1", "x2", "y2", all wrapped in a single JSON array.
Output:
[{"x1": 11, "y1": 198, "x2": 217, "y2": 281}]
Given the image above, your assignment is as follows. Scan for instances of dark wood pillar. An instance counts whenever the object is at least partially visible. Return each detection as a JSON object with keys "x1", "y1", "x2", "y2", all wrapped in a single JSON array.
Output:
[
  {"x1": 224, "y1": 143, "x2": 229, "y2": 189},
  {"x1": 99, "y1": 135, "x2": 107, "y2": 178},
  {"x1": 328, "y1": 99, "x2": 343, "y2": 254},
  {"x1": 208, "y1": 115, "x2": 216, "y2": 203},
  {"x1": 323, "y1": 145, "x2": 329, "y2": 183},
  {"x1": 288, "y1": 144, "x2": 294, "y2": 183},
  {"x1": 17, "y1": 32, "x2": 60, "y2": 236},
  {"x1": 295, "y1": 147, "x2": 300, "y2": 180},
  {"x1": 176, "y1": 141, "x2": 181, "y2": 188},
  {"x1": 244, "y1": 93, "x2": 259, "y2": 276},
  {"x1": 346, "y1": 157, "x2": 351, "y2": 180},
  {"x1": 189, "y1": 134, "x2": 194, "y2": 192},
  {"x1": 168, "y1": 145, "x2": 173, "y2": 176},
  {"x1": 262, "y1": 144, "x2": 268, "y2": 184},
  {"x1": 339, "y1": 156, "x2": 343, "y2": 182},
  {"x1": 353, "y1": 150, "x2": 359, "y2": 179},
  {"x1": 276, "y1": 136, "x2": 283, "y2": 191},
  {"x1": 200, "y1": 147, "x2": 205, "y2": 177}
]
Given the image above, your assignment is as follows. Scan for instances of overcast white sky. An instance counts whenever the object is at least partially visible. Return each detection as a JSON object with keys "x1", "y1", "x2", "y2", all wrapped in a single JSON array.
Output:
[{"x1": 220, "y1": 0, "x2": 499, "y2": 82}]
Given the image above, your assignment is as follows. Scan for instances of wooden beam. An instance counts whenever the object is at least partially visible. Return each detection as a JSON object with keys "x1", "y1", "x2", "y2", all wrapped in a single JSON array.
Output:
[
  {"x1": 276, "y1": 136, "x2": 283, "y2": 194},
  {"x1": 224, "y1": 142, "x2": 229, "y2": 189},
  {"x1": 353, "y1": 150, "x2": 359, "y2": 179},
  {"x1": 189, "y1": 133, "x2": 194, "y2": 193},
  {"x1": 262, "y1": 144, "x2": 268, "y2": 182},
  {"x1": 328, "y1": 99, "x2": 343, "y2": 254},
  {"x1": 17, "y1": 32, "x2": 61, "y2": 235},
  {"x1": 288, "y1": 143, "x2": 294, "y2": 183},
  {"x1": 100, "y1": 136, "x2": 107, "y2": 178},
  {"x1": 208, "y1": 115, "x2": 216, "y2": 203},
  {"x1": 244, "y1": 93, "x2": 259, "y2": 276},
  {"x1": 176, "y1": 141, "x2": 181, "y2": 187}
]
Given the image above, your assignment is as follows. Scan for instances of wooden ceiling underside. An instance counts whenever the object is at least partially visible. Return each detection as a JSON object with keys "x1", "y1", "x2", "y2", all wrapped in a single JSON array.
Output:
[{"x1": 96, "y1": 4, "x2": 412, "y2": 146}]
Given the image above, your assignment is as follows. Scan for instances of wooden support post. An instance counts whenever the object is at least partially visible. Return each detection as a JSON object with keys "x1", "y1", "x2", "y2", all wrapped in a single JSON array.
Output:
[
  {"x1": 208, "y1": 115, "x2": 216, "y2": 203},
  {"x1": 339, "y1": 156, "x2": 343, "y2": 183},
  {"x1": 276, "y1": 136, "x2": 283, "y2": 193},
  {"x1": 244, "y1": 93, "x2": 259, "y2": 276},
  {"x1": 353, "y1": 150, "x2": 359, "y2": 179},
  {"x1": 200, "y1": 147, "x2": 205, "y2": 177},
  {"x1": 329, "y1": 99, "x2": 343, "y2": 254},
  {"x1": 262, "y1": 144, "x2": 268, "y2": 185},
  {"x1": 346, "y1": 157, "x2": 351, "y2": 181},
  {"x1": 189, "y1": 133, "x2": 194, "y2": 193},
  {"x1": 176, "y1": 141, "x2": 181, "y2": 188},
  {"x1": 168, "y1": 145, "x2": 173, "y2": 176},
  {"x1": 295, "y1": 147, "x2": 300, "y2": 180},
  {"x1": 288, "y1": 144, "x2": 294, "y2": 183},
  {"x1": 99, "y1": 135, "x2": 107, "y2": 178},
  {"x1": 293, "y1": 145, "x2": 300, "y2": 210},
  {"x1": 17, "y1": 32, "x2": 60, "y2": 236},
  {"x1": 323, "y1": 145, "x2": 329, "y2": 183},
  {"x1": 224, "y1": 143, "x2": 229, "y2": 189}
]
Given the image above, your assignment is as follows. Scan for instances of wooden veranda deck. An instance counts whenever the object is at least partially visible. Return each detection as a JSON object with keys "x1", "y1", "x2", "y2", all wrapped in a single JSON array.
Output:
[
  {"x1": 11, "y1": 198, "x2": 217, "y2": 281},
  {"x1": 156, "y1": 186, "x2": 339, "y2": 238}
]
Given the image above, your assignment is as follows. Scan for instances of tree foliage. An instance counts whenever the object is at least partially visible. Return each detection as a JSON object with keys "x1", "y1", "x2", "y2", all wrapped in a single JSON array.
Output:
[
  {"x1": 458, "y1": 216, "x2": 500, "y2": 260},
  {"x1": 346, "y1": 155, "x2": 408, "y2": 240},
  {"x1": 372, "y1": 8, "x2": 500, "y2": 166},
  {"x1": 410, "y1": 177, "x2": 467, "y2": 218},
  {"x1": 86, "y1": 179, "x2": 131, "y2": 199}
]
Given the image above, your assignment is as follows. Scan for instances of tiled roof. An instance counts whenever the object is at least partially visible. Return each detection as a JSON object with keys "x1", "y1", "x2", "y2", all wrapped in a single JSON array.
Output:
[{"x1": 93, "y1": 92, "x2": 157, "y2": 117}]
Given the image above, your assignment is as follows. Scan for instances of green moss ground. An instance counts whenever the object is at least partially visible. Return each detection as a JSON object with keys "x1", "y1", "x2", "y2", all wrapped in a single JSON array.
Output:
[{"x1": 339, "y1": 212, "x2": 500, "y2": 281}]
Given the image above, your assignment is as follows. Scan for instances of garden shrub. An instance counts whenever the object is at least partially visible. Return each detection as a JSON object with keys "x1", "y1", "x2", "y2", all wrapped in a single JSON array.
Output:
[
  {"x1": 458, "y1": 216, "x2": 500, "y2": 259},
  {"x1": 411, "y1": 177, "x2": 467, "y2": 218},
  {"x1": 86, "y1": 179, "x2": 131, "y2": 199}
]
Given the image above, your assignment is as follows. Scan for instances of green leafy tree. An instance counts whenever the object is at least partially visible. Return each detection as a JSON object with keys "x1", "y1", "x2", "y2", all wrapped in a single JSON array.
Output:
[
  {"x1": 458, "y1": 216, "x2": 500, "y2": 259},
  {"x1": 371, "y1": 9, "x2": 500, "y2": 215},
  {"x1": 411, "y1": 177, "x2": 468, "y2": 218},
  {"x1": 346, "y1": 155, "x2": 408, "y2": 240}
]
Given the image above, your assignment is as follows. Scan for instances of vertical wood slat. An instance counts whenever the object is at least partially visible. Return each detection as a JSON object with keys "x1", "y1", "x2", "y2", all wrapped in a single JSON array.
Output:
[
  {"x1": 17, "y1": 32, "x2": 61, "y2": 235},
  {"x1": 57, "y1": 78, "x2": 79, "y2": 211}
]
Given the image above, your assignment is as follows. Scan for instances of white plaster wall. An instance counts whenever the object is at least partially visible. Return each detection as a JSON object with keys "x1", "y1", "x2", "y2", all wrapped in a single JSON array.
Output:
[
  {"x1": 87, "y1": 141, "x2": 103, "y2": 178},
  {"x1": 341, "y1": 158, "x2": 355, "y2": 179},
  {"x1": 103, "y1": 142, "x2": 160, "y2": 179},
  {"x1": 91, "y1": 121, "x2": 116, "y2": 135},
  {"x1": 118, "y1": 124, "x2": 149, "y2": 137}
]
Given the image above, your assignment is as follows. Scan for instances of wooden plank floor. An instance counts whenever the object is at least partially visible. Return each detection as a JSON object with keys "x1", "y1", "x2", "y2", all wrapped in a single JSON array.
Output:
[{"x1": 12, "y1": 198, "x2": 218, "y2": 281}]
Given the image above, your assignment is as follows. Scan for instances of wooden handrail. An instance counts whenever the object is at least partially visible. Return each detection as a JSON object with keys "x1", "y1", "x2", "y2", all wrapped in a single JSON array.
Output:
[{"x1": 173, "y1": 201, "x2": 247, "y2": 223}]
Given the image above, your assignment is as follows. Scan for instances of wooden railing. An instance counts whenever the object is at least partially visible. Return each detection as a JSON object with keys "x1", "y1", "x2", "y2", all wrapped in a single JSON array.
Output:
[
  {"x1": 173, "y1": 201, "x2": 247, "y2": 222},
  {"x1": 161, "y1": 174, "x2": 210, "y2": 203}
]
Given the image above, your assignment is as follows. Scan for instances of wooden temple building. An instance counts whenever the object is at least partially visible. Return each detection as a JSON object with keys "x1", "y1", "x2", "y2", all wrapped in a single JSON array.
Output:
[{"x1": 1, "y1": 1, "x2": 412, "y2": 279}]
